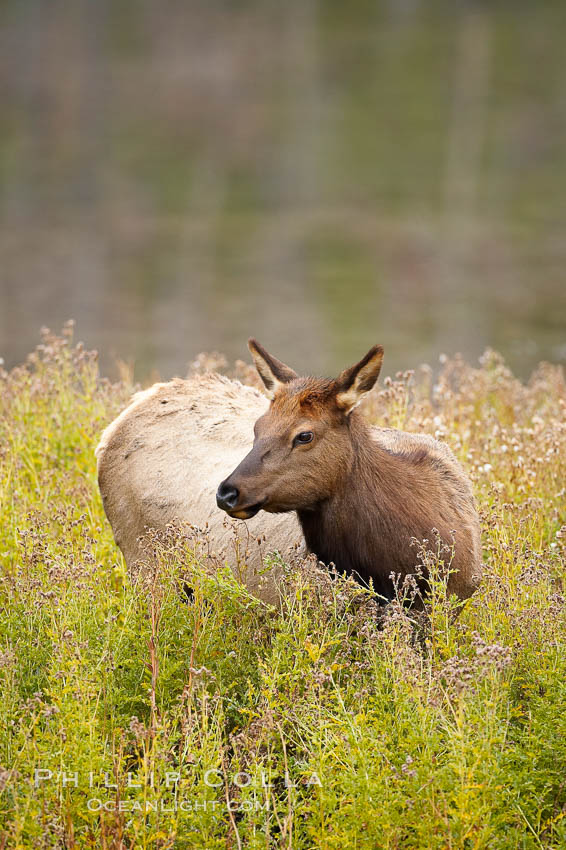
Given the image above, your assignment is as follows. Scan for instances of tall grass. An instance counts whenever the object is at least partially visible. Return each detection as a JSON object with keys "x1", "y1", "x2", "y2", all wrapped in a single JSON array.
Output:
[{"x1": 0, "y1": 325, "x2": 565, "y2": 849}]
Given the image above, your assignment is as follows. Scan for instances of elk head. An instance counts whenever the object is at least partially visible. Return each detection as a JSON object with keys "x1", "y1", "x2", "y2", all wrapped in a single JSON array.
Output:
[{"x1": 216, "y1": 339, "x2": 384, "y2": 519}]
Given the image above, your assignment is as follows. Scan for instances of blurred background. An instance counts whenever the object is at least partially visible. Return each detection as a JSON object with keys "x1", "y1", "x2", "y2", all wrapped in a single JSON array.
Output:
[{"x1": 1, "y1": 0, "x2": 565, "y2": 382}]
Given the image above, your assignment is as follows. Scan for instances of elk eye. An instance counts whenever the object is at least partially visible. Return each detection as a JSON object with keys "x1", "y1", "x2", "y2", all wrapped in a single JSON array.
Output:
[{"x1": 294, "y1": 431, "x2": 314, "y2": 446}]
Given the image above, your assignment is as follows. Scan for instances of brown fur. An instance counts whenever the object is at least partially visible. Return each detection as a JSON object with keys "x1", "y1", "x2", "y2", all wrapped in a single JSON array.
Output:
[{"x1": 218, "y1": 342, "x2": 482, "y2": 602}]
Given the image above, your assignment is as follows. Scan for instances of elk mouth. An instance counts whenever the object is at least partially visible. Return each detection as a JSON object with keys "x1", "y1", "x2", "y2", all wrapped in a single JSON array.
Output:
[{"x1": 227, "y1": 499, "x2": 267, "y2": 520}]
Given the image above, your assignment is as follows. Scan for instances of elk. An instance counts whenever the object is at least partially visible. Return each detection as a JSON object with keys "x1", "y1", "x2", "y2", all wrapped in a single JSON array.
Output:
[
  {"x1": 216, "y1": 340, "x2": 482, "y2": 602},
  {"x1": 97, "y1": 341, "x2": 481, "y2": 606}
]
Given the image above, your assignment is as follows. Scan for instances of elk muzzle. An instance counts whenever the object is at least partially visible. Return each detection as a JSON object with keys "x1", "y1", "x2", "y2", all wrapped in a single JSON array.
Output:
[
  {"x1": 216, "y1": 478, "x2": 266, "y2": 520},
  {"x1": 216, "y1": 481, "x2": 239, "y2": 511}
]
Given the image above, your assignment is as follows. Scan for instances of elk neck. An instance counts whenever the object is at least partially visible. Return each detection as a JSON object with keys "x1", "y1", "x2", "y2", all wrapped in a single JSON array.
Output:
[{"x1": 296, "y1": 413, "x2": 428, "y2": 600}]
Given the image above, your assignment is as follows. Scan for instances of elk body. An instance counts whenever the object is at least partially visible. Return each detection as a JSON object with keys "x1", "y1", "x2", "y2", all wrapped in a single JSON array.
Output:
[
  {"x1": 97, "y1": 342, "x2": 482, "y2": 605},
  {"x1": 96, "y1": 374, "x2": 304, "y2": 604}
]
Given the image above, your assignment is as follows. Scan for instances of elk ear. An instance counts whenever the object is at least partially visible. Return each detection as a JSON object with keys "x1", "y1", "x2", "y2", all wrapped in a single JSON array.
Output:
[
  {"x1": 334, "y1": 345, "x2": 384, "y2": 414},
  {"x1": 248, "y1": 339, "x2": 298, "y2": 399}
]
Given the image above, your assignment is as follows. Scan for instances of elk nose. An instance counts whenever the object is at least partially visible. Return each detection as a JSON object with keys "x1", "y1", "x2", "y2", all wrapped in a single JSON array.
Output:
[{"x1": 216, "y1": 481, "x2": 240, "y2": 511}]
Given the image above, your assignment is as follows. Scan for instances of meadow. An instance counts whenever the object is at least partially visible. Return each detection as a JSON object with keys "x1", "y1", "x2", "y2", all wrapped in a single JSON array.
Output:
[{"x1": 0, "y1": 324, "x2": 565, "y2": 849}]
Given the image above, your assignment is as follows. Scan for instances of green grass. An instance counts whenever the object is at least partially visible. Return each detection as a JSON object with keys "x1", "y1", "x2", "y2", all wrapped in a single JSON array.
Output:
[{"x1": 1, "y1": 326, "x2": 565, "y2": 849}]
